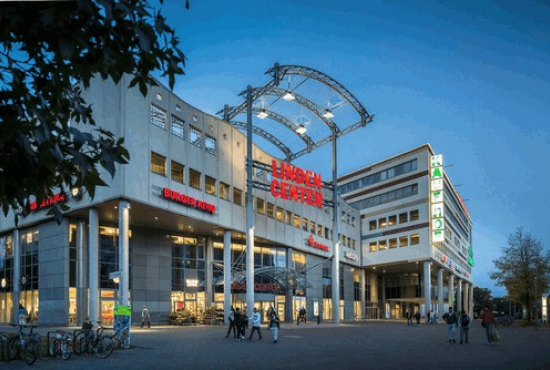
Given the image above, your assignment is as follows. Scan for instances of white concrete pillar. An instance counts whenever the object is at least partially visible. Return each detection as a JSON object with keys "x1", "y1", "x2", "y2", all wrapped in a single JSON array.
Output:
[
  {"x1": 369, "y1": 270, "x2": 378, "y2": 303},
  {"x1": 462, "y1": 282, "x2": 469, "y2": 315},
  {"x1": 205, "y1": 237, "x2": 214, "y2": 308},
  {"x1": 360, "y1": 268, "x2": 366, "y2": 319},
  {"x1": 448, "y1": 274, "x2": 455, "y2": 311},
  {"x1": 437, "y1": 268, "x2": 444, "y2": 319},
  {"x1": 12, "y1": 229, "x2": 20, "y2": 325},
  {"x1": 89, "y1": 208, "x2": 100, "y2": 325},
  {"x1": 457, "y1": 279, "x2": 463, "y2": 314},
  {"x1": 286, "y1": 248, "x2": 294, "y2": 323},
  {"x1": 223, "y1": 230, "x2": 232, "y2": 323},
  {"x1": 118, "y1": 200, "x2": 130, "y2": 306},
  {"x1": 77, "y1": 221, "x2": 89, "y2": 324},
  {"x1": 423, "y1": 261, "x2": 431, "y2": 316}
]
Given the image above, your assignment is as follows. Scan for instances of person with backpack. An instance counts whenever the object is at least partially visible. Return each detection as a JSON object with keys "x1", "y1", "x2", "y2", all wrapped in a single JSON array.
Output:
[
  {"x1": 442, "y1": 307, "x2": 458, "y2": 343},
  {"x1": 234, "y1": 308, "x2": 246, "y2": 341},
  {"x1": 458, "y1": 309, "x2": 471, "y2": 344},
  {"x1": 225, "y1": 306, "x2": 236, "y2": 339},
  {"x1": 268, "y1": 307, "x2": 280, "y2": 343}
]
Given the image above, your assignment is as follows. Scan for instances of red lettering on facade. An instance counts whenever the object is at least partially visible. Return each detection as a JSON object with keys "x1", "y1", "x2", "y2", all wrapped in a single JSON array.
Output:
[
  {"x1": 162, "y1": 188, "x2": 215, "y2": 214},
  {"x1": 307, "y1": 235, "x2": 330, "y2": 251}
]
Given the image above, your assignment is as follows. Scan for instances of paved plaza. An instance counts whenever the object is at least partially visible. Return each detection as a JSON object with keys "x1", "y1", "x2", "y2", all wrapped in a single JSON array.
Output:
[{"x1": 2, "y1": 320, "x2": 550, "y2": 370}]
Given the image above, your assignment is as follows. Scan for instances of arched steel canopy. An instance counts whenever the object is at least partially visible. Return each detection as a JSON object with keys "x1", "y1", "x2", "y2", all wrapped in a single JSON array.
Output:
[{"x1": 218, "y1": 62, "x2": 374, "y2": 162}]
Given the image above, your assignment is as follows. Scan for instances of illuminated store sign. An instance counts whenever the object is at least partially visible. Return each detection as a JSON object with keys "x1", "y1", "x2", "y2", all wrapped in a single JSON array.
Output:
[
  {"x1": 30, "y1": 193, "x2": 66, "y2": 212},
  {"x1": 344, "y1": 251, "x2": 358, "y2": 261},
  {"x1": 307, "y1": 235, "x2": 329, "y2": 252},
  {"x1": 231, "y1": 283, "x2": 281, "y2": 293},
  {"x1": 162, "y1": 188, "x2": 216, "y2": 214},
  {"x1": 430, "y1": 154, "x2": 445, "y2": 242},
  {"x1": 270, "y1": 160, "x2": 323, "y2": 209}
]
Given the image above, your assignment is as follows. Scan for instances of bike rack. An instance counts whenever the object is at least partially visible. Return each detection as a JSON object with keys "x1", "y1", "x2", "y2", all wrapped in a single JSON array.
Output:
[{"x1": 46, "y1": 329, "x2": 72, "y2": 358}]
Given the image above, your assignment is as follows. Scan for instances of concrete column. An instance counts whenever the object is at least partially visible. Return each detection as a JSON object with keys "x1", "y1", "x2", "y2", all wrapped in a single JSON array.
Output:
[
  {"x1": 468, "y1": 284, "x2": 474, "y2": 319},
  {"x1": 381, "y1": 274, "x2": 386, "y2": 319},
  {"x1": 285, "y1": 248, "x2": 294, "y2": 323},
  {"x1": 360, "y1": 268, "x2": 366, "y2": 319},
  {"x1": 223, "y1": 230, "x2": 232, "y2": 324},
  {"x1": 423, "y1": 261, "x2": 431, "y2": 316},
  {"x1": 205, "y1": 237, "x2": 214, "y2": 308},
  {"x1": 437, "y1": 268, "x2": 444, "y2": 319},
  {"x1": 462, "y1": 282, "x2": 469, "y2": 315},
  {"x1": 76, "y1": 221, "x2": 89, "y2": 324},
  {"x1": 89, "y1": 208, "x2": 100, "y2": 325},
  {"x1": 118, "y1": 200, "x2": 130, "y2": 306},
  {"x1": 448, "y1": 274, "x2": 455, "y2": 311},
  {"x1": 369, "y1": 271, "x2": 378, "y2": 303},
  {"x1": 12, "y1": 229, "x2": 20, "y2": 325},
  {"x1": 457, "y1": 279, "x2": 463, "y2": 313}
]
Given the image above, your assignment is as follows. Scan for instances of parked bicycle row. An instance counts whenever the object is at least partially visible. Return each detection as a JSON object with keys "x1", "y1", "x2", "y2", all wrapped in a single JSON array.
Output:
[{"x1": 0, "y1": 321, "x2": 121, "y2": 365}]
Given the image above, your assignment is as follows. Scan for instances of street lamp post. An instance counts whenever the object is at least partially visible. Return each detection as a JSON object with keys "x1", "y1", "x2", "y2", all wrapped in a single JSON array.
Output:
[
  {"x1": 245, "y1": 85, "x2": 255, "y2": 315},
  {"x1": 331, "y1": 130, "x2": 340, "y2": 324}
]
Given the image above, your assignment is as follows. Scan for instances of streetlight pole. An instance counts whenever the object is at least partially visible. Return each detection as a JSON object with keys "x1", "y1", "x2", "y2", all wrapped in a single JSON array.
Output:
[
  {"x1": 245, "y1": 85, "x2": 255, "y2": 315},
  {"x1": 331, "y1": 130, "x2": 340, "y2": 324}
]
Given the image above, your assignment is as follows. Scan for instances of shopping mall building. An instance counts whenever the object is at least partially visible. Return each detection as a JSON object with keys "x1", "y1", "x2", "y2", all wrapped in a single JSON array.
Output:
[{"x1": 0, "y1": 77, "x2": 473, "y2": 326}]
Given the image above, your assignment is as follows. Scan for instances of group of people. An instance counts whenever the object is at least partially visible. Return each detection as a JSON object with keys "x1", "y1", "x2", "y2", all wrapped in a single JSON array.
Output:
[
  {"x1": 406, "y1": 309, "x2": 422, "y2": 327},
  {"x1": 442, "y1": 306, "x2": 497, "y2": 345},
  {"x1": 225, "y1": 306, "x2": 280, "y2": 343}
]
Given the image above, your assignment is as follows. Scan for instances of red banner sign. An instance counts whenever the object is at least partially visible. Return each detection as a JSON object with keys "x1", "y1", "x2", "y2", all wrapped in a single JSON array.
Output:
[{"x1": 162, "y1": 188, "x2": 216, "y2": 214}]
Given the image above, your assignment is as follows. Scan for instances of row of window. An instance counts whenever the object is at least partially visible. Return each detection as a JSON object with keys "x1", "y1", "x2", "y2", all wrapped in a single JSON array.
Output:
[
  {"x1": 350, "y1": 184, "x2": 419, "y2": 210},
  {"x1": 152, "y1": 152, "x2": 357, "y2": 249},
  {"x1": 337, "y1": 159, "x2": 418, "y2": 195},
  {"x1": 366, "y1": 234, "x2": 420, "y2": 253},
  {"x1": 368, "y1": 210, "x2": 420, "y2": 231},
  {"x1": 151, "y1": 104, "x2": 217, "y2": 155}
]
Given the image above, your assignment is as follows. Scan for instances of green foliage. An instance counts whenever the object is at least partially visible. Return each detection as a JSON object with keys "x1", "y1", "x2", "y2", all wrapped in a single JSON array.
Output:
[
  {"x1": 490, "y1": 227, "x2": 550, "y2": 322},
  {"x1": 0, "y1": 0, "x2": 187, "y2": 223},
  {"x1": 473, "y1": 287, "x2": 492, "y2": 315}
]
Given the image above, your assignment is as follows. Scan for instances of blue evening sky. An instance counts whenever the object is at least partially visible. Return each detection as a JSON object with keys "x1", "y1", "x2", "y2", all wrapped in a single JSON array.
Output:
[{"x1": 157, "y1": 0, "x2": 550, "y2": 297}]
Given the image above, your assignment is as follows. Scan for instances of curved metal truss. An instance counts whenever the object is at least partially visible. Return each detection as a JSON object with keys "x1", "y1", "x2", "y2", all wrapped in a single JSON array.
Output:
[
  {"x1": 218, "y1": 62, "x2": 374, "y2": 162},
  {"x1": 230, "y1": 120, "x2": 293, "y2": 161},
  {"x1": 267, "y1": 63, "x2": 370, "y2": 126}
]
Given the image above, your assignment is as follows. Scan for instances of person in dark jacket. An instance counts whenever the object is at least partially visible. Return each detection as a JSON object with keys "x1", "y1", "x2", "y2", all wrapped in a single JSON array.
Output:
[
  {"x1": 233, "y1": 308, "x2": 246, "y2": 341},
  {"x1": 442, "y1": 307, "x2": 458, "y2": 343},
  {"x1": 225, "y1": 306, "x2": 236, "y2": 338}
]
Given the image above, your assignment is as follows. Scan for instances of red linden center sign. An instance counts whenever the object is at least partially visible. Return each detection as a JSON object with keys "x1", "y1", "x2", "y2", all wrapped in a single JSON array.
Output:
[{"x1": 270, "y1": 159, "x2": 323, "y2": 209}]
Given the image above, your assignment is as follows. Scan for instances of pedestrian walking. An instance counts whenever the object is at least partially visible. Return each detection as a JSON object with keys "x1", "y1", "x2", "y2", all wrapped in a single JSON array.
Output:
[
  {"x1": 406, "y1": 309, "x2": 413, "y2": 327},
  {"x1": 247, "y1": 307, "x2": 262, "y2": 341},
  {"x1": 17, "y1": 303, "x2": 27, "y2": 326},
  {"x1": 225, "y1": 306, "x2": 236, "y2": 338},
  {"x1": 268, "y1": 307, "x2": 280, "y2": 343},
  {"x1": 458, "y1": 309, "x2": 471, "y2": 344},
  {"x1": 141, "y1": 305, "x2": 151, "y2": 328},
  {"x1": 415, "y1": 310, "x2": 421, "y2": 327},
  {"x1": 234, "y1": 308, "x2": 246, "y2": 341},
  {"x1": 442, "y1": 307, "x2": 458, "y2": 343},
  {"x1": 481, "y1": 307, "x2": 496, "y2": 345},
  {"x1": 427, "y1": 310, "x2": 431, "y2": 324},
  {"x1": 297, "y1": 307, "x2": 306, "y2": 325}
]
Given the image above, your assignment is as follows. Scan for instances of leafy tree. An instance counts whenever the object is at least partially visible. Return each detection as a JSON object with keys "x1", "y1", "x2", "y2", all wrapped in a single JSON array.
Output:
[
  {"x1": 490, "y1": 227, "x2": 550, "y2": 321},
  {"x1": 473, "y1": 287, "x2": 492, "y2": 316},
  {"x1": 0, "y1": 0, "x2": 187, "y2": 223}
]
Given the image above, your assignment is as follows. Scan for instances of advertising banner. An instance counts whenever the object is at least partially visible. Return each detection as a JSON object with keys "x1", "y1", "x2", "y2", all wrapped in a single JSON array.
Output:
[{"x1": 113, "y1": 305, "x2": 131, "y2": 349}]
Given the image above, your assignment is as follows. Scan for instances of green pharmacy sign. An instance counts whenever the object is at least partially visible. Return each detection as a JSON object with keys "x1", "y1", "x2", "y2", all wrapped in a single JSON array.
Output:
[{"x1": 468, "y1": 245, "x2": 475, "y2": 267}]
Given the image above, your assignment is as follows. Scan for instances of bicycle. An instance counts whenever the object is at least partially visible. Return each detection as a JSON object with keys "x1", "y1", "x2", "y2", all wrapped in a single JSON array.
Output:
[
  {"x1": 74, "y1": 324, "x2": 114, "y2": 359},
  {"x1": 7, "y1": 324, "x2": 41, "y2": 365},
  {"x1": 48, "y1": 330, "x2": 73, "y2": 360}
]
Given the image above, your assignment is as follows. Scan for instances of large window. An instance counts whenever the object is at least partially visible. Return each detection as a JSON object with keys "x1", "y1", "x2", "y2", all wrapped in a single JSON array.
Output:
[
  {"x1": 171, "y1": 237, "x2": 205, "y2": 291},
  {"x1": 151, "y1": 104, "x2": 166, "y2": 129},
  {"x1": 189, "y1": 125, "x2": 202, "y2": 147},
  {"x1": 337, "y1": 159, "x2": 418, "y2": 194},
  {"x1": 205, "y1": 176, "x2": 216, "y2": 195},
  {"x1": 256, "y1": 198, "x2": 265, "y2": 214},
  {"x1": 151, "y1": 152, "x2": 166, "y2": 176},
  {"x1": 350, "y1": 184, "x2": 418, "y2": 210},
  {"x1": 171, "y1": 115, "x2": 185, "y2": 138},
  {"x1": 205, "y1": 135, "x2": 216, "y2": 155},
  {"x1": 171, "y1": 161, "x2": 185, "y2": 183},
  {"x1": 233, "y1": 188, "x2": 243, "y2": 206},
  {"x1": 220, "y1": 182, "x2": 230, "y2": 200},
  {"x1": 189, "y1": 169, "x2": 201, "y2": 190},
  {"x1": 266, "y1": 203, "x2": 275, "y2": 218}
]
